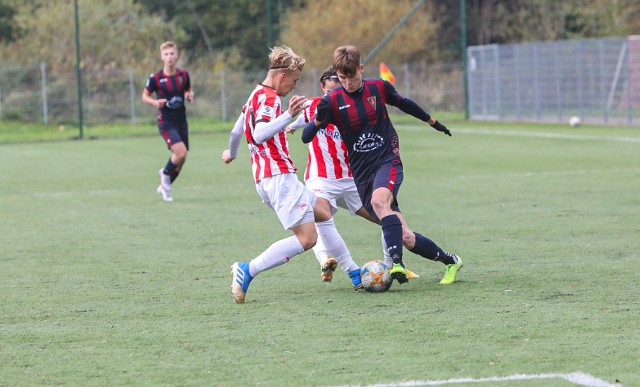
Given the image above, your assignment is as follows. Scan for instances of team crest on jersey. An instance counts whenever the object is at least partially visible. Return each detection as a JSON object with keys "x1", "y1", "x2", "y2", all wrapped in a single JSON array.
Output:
[{"x1": 367, "y1": 96, "x2": 376, "y2": 110}]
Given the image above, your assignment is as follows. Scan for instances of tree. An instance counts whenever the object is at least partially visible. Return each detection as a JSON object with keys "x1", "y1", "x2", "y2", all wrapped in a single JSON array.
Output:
[
  {"x1": 134, "y1": 0, "x2": 305, "y2": 71},
  {"x1": 280, "y1": 0, "x2": 441, "y2": 69},
  {"x1": 0, "y1": 1, "x2": 19, "y2": 42},
  {"x1": 0, "y1": 0, "x2": 186, "y2": 72}
]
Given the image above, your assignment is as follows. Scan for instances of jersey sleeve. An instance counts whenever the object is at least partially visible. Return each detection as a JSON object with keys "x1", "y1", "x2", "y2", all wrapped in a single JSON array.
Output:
[
  {"x1": 145, "y1": 73, "x2": 156, "y2": 93},
  {"x1": 383, "y1": 79, "x2": 431, "y2": 122}
]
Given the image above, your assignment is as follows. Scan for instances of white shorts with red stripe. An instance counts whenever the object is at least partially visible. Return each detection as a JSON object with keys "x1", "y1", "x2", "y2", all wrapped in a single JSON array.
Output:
[
  {"x1": 305, "y1": 177, "x2": 362, "y2": 216},
  {"x1": 256, "y1": 172, "x2": 317, "y2": 230}
]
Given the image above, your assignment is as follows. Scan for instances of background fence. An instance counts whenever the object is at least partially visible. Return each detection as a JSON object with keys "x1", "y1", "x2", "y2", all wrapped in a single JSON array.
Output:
[
  {"x1": 467, "y1": 36, "x2": 640, "y2": 125},
  {"x1": 3, "y1": 36, "x2": 639, "y2": 127},
  {"x1": 0, "y1": 62, "x2": 463, "y2": 126}
]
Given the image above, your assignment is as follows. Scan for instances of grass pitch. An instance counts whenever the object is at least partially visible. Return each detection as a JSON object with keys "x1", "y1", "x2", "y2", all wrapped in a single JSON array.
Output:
[{"x1": 1, "y1": 119, "x2": 638, "y2": 386}]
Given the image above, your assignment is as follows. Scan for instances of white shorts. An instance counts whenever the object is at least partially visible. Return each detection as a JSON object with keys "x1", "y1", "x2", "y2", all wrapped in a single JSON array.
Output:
[
  {"x1": 305, "y1": 177, "x2": 363, "y2": 216},
  {"x1": 256, "y1": 173, "x2": 317, "y2": 230}
]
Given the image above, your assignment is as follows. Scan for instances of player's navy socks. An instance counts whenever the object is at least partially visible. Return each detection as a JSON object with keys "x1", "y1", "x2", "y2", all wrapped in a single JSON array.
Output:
[
  {"x1": 381, "y1": 214, "x2": 403, "y2": 258},
  {"x1": 164, "y1": 158, "x2": 179, "y2": 182},
  {"x1": 409, "y1": 232, "x2": 455, "y2": 264}
]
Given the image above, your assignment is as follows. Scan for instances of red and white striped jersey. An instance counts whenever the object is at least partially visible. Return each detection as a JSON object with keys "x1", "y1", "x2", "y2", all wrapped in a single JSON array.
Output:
[
  {"x1": 302, "y1": 97, "x2": 352, "y2": 181},
  {"x1": 243, "y1": 84, "x2": 297, "y2": 183}
]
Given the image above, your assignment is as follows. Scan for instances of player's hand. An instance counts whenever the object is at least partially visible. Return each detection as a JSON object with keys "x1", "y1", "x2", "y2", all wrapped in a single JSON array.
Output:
[
  {"x1": 285, "y1": 126, "x2": 296, "y2": 134},
  {"x1": 430, "y1": 120, "x2": 452, "y2": 136},
  {"x1": 221, "y1": 149, "x2": 234, "y2": 164},
  {"x1": 156, "y1": 99, "x2": 167, "y2": 108},
  {"x1": 287, "y1": 95, "x2": 306, "y2": 117},
  {"x1": 315, "y1": 98, "x2": 329, "y2": 122},
  {"x1": 185, "y1": 91, "x2": 194, "y2": 103}
]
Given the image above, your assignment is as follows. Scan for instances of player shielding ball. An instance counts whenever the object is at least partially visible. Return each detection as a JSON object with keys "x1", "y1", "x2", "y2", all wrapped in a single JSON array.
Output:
[
  {"x1": 287, "y1": 66, "x2": 419, "y2": 283},
  {"x1": 302, "y1": 45, "x2": 463, "y2": 285}
]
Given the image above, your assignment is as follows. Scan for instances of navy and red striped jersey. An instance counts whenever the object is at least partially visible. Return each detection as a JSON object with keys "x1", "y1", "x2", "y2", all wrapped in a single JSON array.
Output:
[
  {"x1": 319, "y1": 78, "x2": 404, "y2": 183},
  {"x1": 145, "y1": 69, "x2": 191, "y2": 123}
]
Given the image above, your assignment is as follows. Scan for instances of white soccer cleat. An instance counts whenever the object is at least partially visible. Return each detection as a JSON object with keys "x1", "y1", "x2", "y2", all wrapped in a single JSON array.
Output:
[
  {"x1": 320, "y1": 257, "x2": 338, "y2": 283},
  {"x1": 157, "y1": 168, "x2": 173, "y2": 202},
  {"x1": 156, "y1": 185, "x2": 173, "y2": 202}
]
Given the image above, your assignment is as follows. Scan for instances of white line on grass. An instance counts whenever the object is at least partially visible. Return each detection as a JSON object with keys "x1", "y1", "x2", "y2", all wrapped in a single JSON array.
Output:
[
  {"x1": 333, "y1": 372, "x2": 621, "y2": 387},
  {"x1": 398, "y1": 125, "x2": 640, "y2": 143}
]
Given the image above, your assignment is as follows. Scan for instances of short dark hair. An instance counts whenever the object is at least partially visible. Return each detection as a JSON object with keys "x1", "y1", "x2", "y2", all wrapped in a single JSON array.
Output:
[
  {"x1": 333, "y1": 45, "x2": 360, "y2": 77},
  {"x1": 319, "y1": 65, "x2": 338, "y2": 85}
]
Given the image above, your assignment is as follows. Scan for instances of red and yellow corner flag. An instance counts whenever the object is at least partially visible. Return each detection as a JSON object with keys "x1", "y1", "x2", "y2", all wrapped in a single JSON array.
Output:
[{"x1": 379, "y1": 62, "x2": 396, "y2": 85}]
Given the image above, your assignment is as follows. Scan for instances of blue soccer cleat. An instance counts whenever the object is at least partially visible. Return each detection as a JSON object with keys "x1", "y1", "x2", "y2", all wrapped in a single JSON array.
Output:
[
  {"x1": 231, "y1": 262, "x2": 254, "y2": 304},
  {"x1": 348, "y1": 268, "x2": 363, "y2": 291}
]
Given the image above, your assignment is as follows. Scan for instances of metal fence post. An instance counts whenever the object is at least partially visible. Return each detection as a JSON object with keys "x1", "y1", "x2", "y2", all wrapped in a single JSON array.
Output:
[
  {"x1": 41, "y1": 62, "x2": 48, "y2": 125},
  {"x1": 128, "y1": 67, "x2": 136, "y2": 124},
  {"x1": 221, "y1": 69, "x2": 227, "y2": 122}
]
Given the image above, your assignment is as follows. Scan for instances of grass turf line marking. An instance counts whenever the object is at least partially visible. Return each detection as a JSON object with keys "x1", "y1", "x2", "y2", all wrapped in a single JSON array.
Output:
[
  {"x1": 398, "y1": 125, "x2": 640, "y2": 143},
  {"x1": 333, "y1": 372, "x2": 621, "y2": 387}
]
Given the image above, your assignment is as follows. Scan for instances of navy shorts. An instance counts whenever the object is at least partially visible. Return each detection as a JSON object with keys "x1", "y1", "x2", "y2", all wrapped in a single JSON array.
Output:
[
  {"x1": 356, "y1": 159, "x2": 403, "y2": 222},
  {"x1": 158, "y1": 120, "x2": 189, "y2": 150}
]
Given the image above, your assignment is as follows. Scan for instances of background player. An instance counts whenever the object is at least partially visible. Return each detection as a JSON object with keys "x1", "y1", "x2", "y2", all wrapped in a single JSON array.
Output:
[{"x1": 142, "y1": 41, "x2": 194, "y2": 202}]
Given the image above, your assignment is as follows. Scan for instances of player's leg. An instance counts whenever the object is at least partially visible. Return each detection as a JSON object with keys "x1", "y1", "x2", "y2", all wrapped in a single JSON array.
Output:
[
  {"x1": 371, "y1": 186, "x2": 408, "y2": 284},
  {"x1": 167, "y1": 123, "x2": 189, "y2": 183},
  {"x1": 394, "y1": 211, "x2": 462, "y2": 284},
  {"x1": 156, "y1": 124, "x2": 181, "y2": 201},
  {"x1": 313, "y1": 199, "x2": 362, "y2": 290},
  {"x1": 366, "y1": 160, "x2": 407, "y2": 284},
  {"x1": 231, "y1": 174, "x2": 316, "y2": 304}
]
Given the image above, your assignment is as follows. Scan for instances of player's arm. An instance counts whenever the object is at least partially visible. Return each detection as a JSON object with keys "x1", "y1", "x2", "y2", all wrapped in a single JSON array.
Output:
[
  {"x1": 301, "y1": 97, "x2": 329, "y2": 143},
  {"x1": 222, "y1": 112, "x2": 245, "y2": 164},
  {"x1": 252, "y1": 95, "x2": 305, "y2": 143},
  {"x1": 142, "y1": 88, "x2": 165, "y2": 109},
  {"x1": 285, "y1": 113, "x2": 307, "y2": 134},
  {"x1": 384, "y1": 81, "x2": 452, "y2": 136}
]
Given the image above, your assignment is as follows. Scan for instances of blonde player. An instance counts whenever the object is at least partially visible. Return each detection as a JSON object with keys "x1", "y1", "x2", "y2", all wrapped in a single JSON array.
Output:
[
  {"x1": 142, "y1": 41, "x2": 194, "y2": 202},
  {"x1": 222, "y1": 47, "x2": 362, "y2": 304}
]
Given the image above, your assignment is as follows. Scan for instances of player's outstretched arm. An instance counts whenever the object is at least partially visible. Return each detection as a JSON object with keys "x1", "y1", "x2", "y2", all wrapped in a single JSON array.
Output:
[
  {"x1": 429, "y1": 119, "x2": 452, "y2": 136},
  {"x1": 222, "y1": 112, "x2": 245, "y2": 164}
]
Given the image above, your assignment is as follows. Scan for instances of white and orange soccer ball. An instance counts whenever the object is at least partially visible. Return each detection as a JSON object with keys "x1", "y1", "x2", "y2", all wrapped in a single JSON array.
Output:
[{"x1": 360, "y1": 260, "x2": 392, "y2": 293}]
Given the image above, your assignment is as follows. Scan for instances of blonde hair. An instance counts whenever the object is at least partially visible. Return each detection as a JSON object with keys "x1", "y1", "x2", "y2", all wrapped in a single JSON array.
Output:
[
  {"x1": 160, "y1": 41, "x2": 177, "y2": 53},
  {"x1": 268, "y1": 46, "x2": 305, "y2": 71},
  {"x1": 333, "y1": 45, "x2": 360, "y2": 77}
]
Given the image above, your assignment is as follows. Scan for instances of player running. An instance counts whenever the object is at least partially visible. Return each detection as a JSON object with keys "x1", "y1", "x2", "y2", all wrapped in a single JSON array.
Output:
[{"x1": 142, "y1": 41, "x2": 194, "y2": 202}]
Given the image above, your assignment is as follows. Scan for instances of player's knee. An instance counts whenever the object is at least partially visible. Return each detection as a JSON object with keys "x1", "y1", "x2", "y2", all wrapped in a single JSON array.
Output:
[
  {"x1": 175, "y1": 149, "x2": 187, "y2": 161},
  {"x1": 298, "y1": 232, "x2": 317, "y2": 251},
  {"x1": 370, "y1": 198, "x2": 386, "y2": 214}
]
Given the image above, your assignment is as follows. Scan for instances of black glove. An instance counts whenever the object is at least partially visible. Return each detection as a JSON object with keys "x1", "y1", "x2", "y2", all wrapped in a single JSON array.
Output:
[
  {"x1": 315, "y1": 98, "x2": 329, "y2": 122},
  {"x1": 430, "y1": 120, "x2": 451, "y2": 136}
]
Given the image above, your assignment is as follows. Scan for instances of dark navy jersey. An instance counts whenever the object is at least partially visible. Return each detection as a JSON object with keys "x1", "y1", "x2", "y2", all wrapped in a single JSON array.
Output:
[
  {"x1": 319, "y1": 78, "x2": 405, "y2": 183},
  {"x1": 145, "y1": 69, "x2": 191, "y2": 123}
]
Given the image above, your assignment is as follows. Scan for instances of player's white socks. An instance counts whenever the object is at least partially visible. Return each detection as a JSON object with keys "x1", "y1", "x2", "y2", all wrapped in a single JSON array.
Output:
[
  {"x1": 249, "y1": 235, "x2": 304, "y2": 277},
  {"x1": 311, "y1": 224, "x2": 329, "y2": 266},
  {"x1": 316, "y1": 218, "x2": 359, "y2": 273}
]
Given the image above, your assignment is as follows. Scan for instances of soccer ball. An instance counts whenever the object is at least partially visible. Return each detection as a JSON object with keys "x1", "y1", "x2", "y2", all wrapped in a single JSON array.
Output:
[
  {"x1": 569, "y1": 116, "x2": 581, "y2": 127},
  {"x1": 360, "y1": 260, "x2": 392, "y2": 293}
]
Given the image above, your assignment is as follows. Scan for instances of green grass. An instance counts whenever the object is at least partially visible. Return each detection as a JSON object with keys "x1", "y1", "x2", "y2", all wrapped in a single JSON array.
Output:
[{"x1": 1, "y1": 119, "x2": 639, "y2": 386}]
